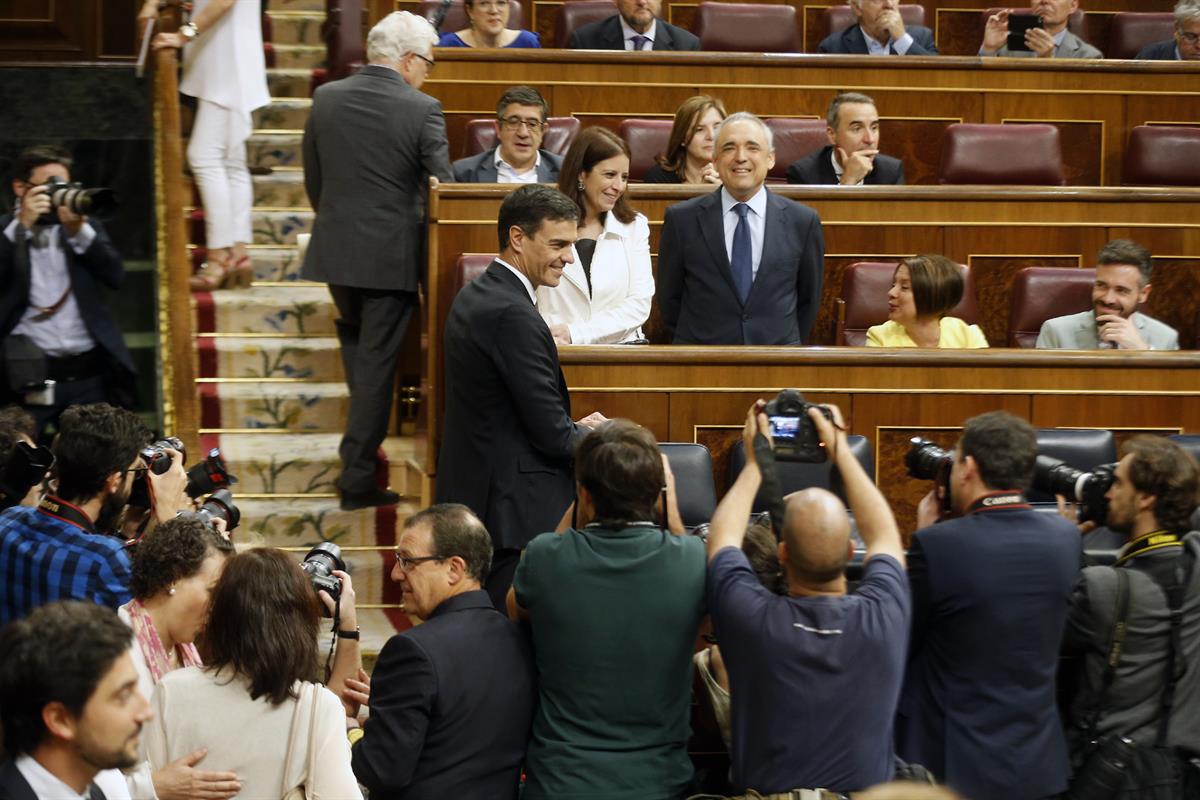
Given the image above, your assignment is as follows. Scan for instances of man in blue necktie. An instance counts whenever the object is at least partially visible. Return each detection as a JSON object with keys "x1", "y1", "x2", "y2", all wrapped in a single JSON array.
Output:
[{"x1": 656, "y1": 112, "x2": 825, "y2": 345}]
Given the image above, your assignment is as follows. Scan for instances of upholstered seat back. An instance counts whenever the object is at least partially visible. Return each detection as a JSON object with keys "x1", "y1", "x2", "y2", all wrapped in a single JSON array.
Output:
[
  {"x1": 454, "y1": 253, "x2": 494, "y2": 294},
  {"x1": 1122, "y1": 126, "x2": 1200, "y2": 187},
  {"x1": 660, "y1": 443, "x2": 718, "y2": 527},
  {"x1": 764, "y1": 118, "x2": 827, "y2": 181},
  {"x1": 618, "y1": 118, "x2": 674, "y2": 180},
  {"x1": 555, "y1": 0, "x2": 617, "y2": 47},
  {"x1": 938, "y1": 123, "x2": 1065, "y2": 185},
  {"x1": 1007, "y1": 267, "x2": 1095, "y2": 348},
  {"x1": 694, "y1": 2, "x2": 800, "y2": 52},
  {"x1": 1105, "y1": 12, "x2": 1174, "y2": 59}
]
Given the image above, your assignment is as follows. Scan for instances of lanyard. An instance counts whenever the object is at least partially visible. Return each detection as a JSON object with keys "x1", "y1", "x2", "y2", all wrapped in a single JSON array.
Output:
[
  {"x1": 966, "y1": 491, "x2": 1031, "y2": 514},
  {"x1": 37, "y1": 495, "x2": 97, "y2": 534},
  {"x1": 1114, "y1": 530, "x2": 1182, "y2": 567}
]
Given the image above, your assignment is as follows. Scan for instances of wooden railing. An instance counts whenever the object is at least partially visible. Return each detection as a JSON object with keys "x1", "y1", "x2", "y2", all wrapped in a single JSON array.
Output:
[{"x1": 148, "y1": 2, "x2": 200, "y2": 452}]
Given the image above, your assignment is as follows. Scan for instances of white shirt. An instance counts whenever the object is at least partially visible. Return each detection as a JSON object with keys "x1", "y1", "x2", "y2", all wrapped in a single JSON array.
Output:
[
  {"x1": 862, "y1": 27, "x2": 914, "y2": 55},
  {"x1": 15, "y1": 754, "x2": 132, "y2": 800},
  {"x1": 180, "y1": 0, "x2": 269, "y2": 113},
  {"x1": 619, "y1": 16, "x2": 657, "y2": 50},
  {"x1": 720, "y1": 186, "x2": 767, "y2": 281},
  {"x1": 495, "y1": 257, "x2": 537, "y2": 305},
  {"x1": 494, "y1": 149, "x2": 541, "y2": 184},
  {"x1": 6, "y1": 217, "x2": 98, "y2": 357}
]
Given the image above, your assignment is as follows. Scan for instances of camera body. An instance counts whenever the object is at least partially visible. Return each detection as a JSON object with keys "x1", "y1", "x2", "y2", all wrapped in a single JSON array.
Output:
[
  {"x1": 1033, "y1": 456, "x2": 1115, "y2": 526},
  {"x1": 34, "y1": 175, "x2": 117, "y2": 226},
  {"x1": 906, "y1": 438, "x2": 955, "y2": 517},
  {"x1": 301, "y1": 542, "x2": 345, "y2": 608},
  {"x1": 0, "y1": 441, "x2": 54, "y2": 511},
  {"x1": 180, "y1": 487, "x2": 241, "y2": 533},
  {"x1": 763, "y1": 389, "x2": 834, "y2": 463}
]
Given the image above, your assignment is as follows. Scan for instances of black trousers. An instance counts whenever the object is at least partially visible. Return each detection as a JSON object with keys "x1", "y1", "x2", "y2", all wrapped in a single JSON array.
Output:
[
  {"x1": 328, "y1": 284, "x2": 416, "y2": 495},
  {"x1": 485, "y1": 548, "x2": 522, "y2": 613}
]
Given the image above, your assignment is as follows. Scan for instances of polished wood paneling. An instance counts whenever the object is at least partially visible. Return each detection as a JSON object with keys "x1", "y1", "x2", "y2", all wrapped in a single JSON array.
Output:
[{"x1": 0, "y1": 0, "x2": 139, "y2": 62}]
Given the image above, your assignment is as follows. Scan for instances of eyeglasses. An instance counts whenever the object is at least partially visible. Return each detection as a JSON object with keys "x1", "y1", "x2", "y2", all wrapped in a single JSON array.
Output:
[
  {"x1": 473, "y1": 0, "x2": 509, "y2": 10},
  {"x1": 394, "y1": 553, "x2": 443, "y2": 571},
  {"x1": 1180, "y1": 31, "x2": 1200, "y2": 45},
  {"x1": 414, "y1": 53, "x2": 435, "y2": 71},
  {"x1": 498, "y1": 116, "x2": 546, "y2": 131}
]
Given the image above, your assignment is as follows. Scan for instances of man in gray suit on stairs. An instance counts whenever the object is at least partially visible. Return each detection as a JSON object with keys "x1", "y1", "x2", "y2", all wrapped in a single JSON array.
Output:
[{"x1": 301, "y1": 11, "x2": 454, "y2": 510}]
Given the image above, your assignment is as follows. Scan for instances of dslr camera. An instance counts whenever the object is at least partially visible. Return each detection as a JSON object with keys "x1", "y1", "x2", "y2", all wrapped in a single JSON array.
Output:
[
  {"x1": 301, "y1": 542, "x2": 345, "y2": 609},
  {"x1": 129, "y1": 438, "x2": 238, "y2": 508},
  {"x1": 178, "y1": 487, "x2": 241, "y2": 534},
  {"x1": 0, "y1": 441, "x2": 54, "y2": 511},
  {"x1": 35, "y1": 175, "x2": 117, "y2": 226},
  {"x1": 763, "y1": 389, "x2": 834, "y2": 463},
  {"x1": 1033, "y1": 456, "x2": 1114, "y2": 526},
  {"x1": 906, "y1": 438, "x2": 955, "y2": 516}
]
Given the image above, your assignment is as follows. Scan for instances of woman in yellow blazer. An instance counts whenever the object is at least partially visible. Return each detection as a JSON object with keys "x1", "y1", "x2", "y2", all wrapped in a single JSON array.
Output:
[{"x1": 867, "y1": 255, "x2": 988, "y2": 348}]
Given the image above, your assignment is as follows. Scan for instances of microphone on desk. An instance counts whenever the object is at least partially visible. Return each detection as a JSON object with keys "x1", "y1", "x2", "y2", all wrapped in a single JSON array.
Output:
[{"x1": 432, "y1": 0, "x2": 454, "y2": 31}]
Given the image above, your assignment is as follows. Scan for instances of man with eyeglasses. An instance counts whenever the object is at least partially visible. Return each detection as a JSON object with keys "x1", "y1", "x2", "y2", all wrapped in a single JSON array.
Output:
[
  {"x1": 1137, "y1": 0, "x2": 1200, "y2": 60},
  {"x1": 301, "y1": 11, "x2": 453, "y2": 512},
  {"x1": 346, "y1": 504, "x2": 535, "y2": 800},
  {"x1": 453, "y1": 86, "x2": 563, "y2": 183},
  {"x1": 0, "y1": 403, "x2": 189, "y2": 626}
]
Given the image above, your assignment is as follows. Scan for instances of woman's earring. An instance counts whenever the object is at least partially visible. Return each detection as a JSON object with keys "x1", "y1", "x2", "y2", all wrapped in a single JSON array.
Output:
[
  {"x1": 168, "y1": 586, "x2": 176, "y2": 596},
  {"x1": 577, "y1": 181, "x2": 584, "y2": 191}
]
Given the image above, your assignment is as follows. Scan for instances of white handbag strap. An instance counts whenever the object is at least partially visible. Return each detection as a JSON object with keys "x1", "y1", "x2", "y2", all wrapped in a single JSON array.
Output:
[{"x1": 280, "y1": 682, "x2": 316, "y2": 797}]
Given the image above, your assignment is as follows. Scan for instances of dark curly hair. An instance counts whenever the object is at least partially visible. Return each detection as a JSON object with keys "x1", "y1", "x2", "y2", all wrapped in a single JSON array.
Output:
[{"x1": 129, "y1": 516, "x2": 234, "y2": 600}]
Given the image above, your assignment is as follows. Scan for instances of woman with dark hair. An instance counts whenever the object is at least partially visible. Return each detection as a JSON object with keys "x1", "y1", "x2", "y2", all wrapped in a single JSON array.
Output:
[
  {"x1": 143, "y1": 548, "x2": 363, "y2": 799},
  {"x1": 437, "y1": 0, "x2": 541, "y2": 47},
  {"x1": 538, "y1": 127, "x2": 653, "y2": 344},
  {"x1": 867, "y1": 255, "x2": 989, "y2": 348},
  {"x1": 643, "y1": 95, "x2": 727, "y2": 184}
]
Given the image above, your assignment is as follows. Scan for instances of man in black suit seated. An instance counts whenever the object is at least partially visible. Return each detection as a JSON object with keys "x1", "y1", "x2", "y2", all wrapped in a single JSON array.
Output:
[
  {"x1": 818, "y1": 0, "x2": 938, "y2": 55},
  {"x1": 657, "y1": 112, "x2": 825, "y2": 345},
  {"x1": 435, "y1": 185, "x2": 606, "y2": 609},
  {"x1": 452, "y1": 86, "x2": 564, "y2": 183},
  {"x1": 788, "y1": 92, "x2": 905, "y2": 186},
  {"x1": 346, "y1": 504, "x2": 536, "y2": 800},
  {"x1": 568, "y1": 0, "x2": 700, "y2": 51},
  {"x1": 1137, "y1": 0, "x2": 1200, "y2": 60}
]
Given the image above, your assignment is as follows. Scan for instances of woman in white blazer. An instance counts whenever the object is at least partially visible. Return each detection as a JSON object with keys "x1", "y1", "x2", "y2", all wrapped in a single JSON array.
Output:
[
  {"x1": 149, "y1": 0, "x2": 269, "y2": 290},
  {"x1": 539, "y1": 127, "x2": 654, "y2": 344}
]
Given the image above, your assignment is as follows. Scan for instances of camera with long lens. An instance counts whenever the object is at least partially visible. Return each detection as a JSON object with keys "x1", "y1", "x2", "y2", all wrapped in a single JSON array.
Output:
[
  {"x1": 301, "y1": 542, "x2": 345, "y2": 610},
  {"x1": 1033, "y1": 456, "x2": 1115, "y2": 526},
  {"x1": 906, "y1": 438, "x2": 955, "y2": 516},
  {"x1": 0, "y1": 441, "x2": 54, "y2": 510},
  {"x1": 35, "y1": 175, "x2": 117, "y2": 225},
  {"x1": 128, "y1": 438, "x2": 237, "y2": 509},
  {"x1": 185, "y1": 488, "x2": 240, "y2": 534},
  {"x1": 763, "y1": 389, "x2": 834, "y2": 463}
]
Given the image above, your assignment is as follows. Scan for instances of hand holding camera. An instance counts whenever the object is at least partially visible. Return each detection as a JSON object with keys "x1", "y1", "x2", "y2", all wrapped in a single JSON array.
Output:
[
  {"x1": 148, "y1": 447, "x2": 190, "y2": 524},
  {"x1": 16, "y1": 184, "x2": 52, "y2": 231}
]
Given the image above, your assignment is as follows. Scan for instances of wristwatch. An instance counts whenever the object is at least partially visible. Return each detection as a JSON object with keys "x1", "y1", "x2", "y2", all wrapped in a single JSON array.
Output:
[
  {"x1": 179, "y1": 22, "x2": 199, "y2": 41},
  {"x1": 336, "y1": 626, "x2": 360, "y2": 640}
]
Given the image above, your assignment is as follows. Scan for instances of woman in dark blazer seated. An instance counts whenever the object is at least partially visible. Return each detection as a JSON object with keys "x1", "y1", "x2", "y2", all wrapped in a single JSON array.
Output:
[
  {"x1": 643, "y1": 95, "x2": 726, "y2": 184},
  {"x1": 437, "y1": 0, "x2": 540, "y2": 47}
]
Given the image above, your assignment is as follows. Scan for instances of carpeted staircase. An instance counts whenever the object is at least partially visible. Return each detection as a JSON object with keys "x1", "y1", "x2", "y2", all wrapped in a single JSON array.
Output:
[{"x1": 185, "y1": 0, "x2": 417, "y2": 653}]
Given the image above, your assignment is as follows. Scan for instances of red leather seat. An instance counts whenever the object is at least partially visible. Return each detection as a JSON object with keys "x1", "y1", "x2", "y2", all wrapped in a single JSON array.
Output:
[
  {"x1": 462, "y1": 116, "x2": 581, "y2": 158},
  {"x1": 555, "y1": 0, "x2": 617, "y2": 47},
  {"x1": 763, "y1": 118, "x2": 827, "y2": 182},
  {"x1": 823, "y1": 4, "x2": 926, "y2": 39},
  {"x1": 422, "y1": 0, "x2": 525, "y2": 33},
  {"x1": 981, "y1": 7, "x2": 1088, "y2": 44},
  {"x1": 836, "y1": 261, "x2": 978, "y2": 346},
  {"x1": 694, "y1": 2, "x2": 799, "y2": 53},
  {"x1": 454, "y1": 253, "x2": 495, "y2": 295},
  {"x1": 1122, "y1": 126, "x2": 1200, "y2": 187},
  {"x1": 1007, "y1": 267, "x2": 1095, "y2": 348},
  {"x1": 617, "y1": 118, "x2": 673, "y2": 180},
  {"x1": 1107, "y1": 12, "x2": 1175, "y2": 59},
  {"x1": 938, "y1": 123, "x2": 1065, "y2": 185}
]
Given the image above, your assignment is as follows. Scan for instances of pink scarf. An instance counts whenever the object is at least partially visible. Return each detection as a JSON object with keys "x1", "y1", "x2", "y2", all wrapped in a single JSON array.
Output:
[{"x1": 125, "y1": 599, "x2": 203, "y2": 683}]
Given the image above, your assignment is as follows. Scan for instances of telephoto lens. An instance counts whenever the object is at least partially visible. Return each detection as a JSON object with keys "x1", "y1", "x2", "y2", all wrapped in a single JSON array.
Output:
[
  {"x1": 194, "y1": 488, "x2": 240, "y2": 533},
  {"x1": 905, "y1": 438, "x2": 953, "y2": 481},
  {"x1": 300, "y1": 542, "x2": 345, "y2": 607}
]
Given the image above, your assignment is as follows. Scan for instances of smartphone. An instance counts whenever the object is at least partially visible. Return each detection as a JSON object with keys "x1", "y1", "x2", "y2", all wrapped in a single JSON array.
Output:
[{"x1": 1007, "y1": 13, "x2": 1045, "y2": 52}]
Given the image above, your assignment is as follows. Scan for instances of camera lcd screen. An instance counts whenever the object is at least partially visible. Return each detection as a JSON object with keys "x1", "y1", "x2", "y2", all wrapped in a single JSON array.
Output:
[
  {"x1": 1006, "y1": 13, "x2": 1044, "y2": 52},
  {"x1": 768, "y1": 415, "x2": 801, "y2": 440}
]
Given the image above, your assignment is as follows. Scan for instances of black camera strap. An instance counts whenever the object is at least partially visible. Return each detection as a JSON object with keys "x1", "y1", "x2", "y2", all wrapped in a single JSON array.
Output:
[
  {"x1": 752, "y1": 431, "x2": 788, "y2": 540},
  {"x1": 37, "y1": 495, "x2": 97, "y2": 534},
  {"x1": 1085, "y1": 567, "x2": 1130, "y2": 744},
  {"x1": 1113, "y1": 530, "x2": 1182, "y2": 567}
]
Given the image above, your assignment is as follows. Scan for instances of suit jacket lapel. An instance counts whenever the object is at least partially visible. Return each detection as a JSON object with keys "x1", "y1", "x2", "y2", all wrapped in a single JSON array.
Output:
[
  {"x1": 601, "y1": 17, "x2": 625, "y2": 49},
  {"x1": 536, "y1": 156, "x2": 555, "y2": 182},
  {"x1": 697, "y1": 190, "x2": 741, "y2": 300},
  {"x1": 817, "y1": 146, "x2": 838, "y2": 184},
  {"x1": 747, "y1": 192, "x2": 785, "y2": 304},
  {"x1": 845, "y1": 26, "x2": 868, "y2": 54},
  {"x1": 0, "y1": 759, "x2": 39, "y2": 800},
  {"x1": 559, "y1": 245, "x2": 590, "y2": 297},
  {"x1": 478, "y1": 151, "x2": 499, "y2": 182},
  {"x1": 653, "y1": 22, "x2": 672, "y2": 50}
]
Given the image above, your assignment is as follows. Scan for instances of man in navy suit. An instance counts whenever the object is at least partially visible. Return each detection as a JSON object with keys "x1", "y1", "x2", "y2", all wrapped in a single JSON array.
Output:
[
  {"x1": 818, "y1": 0, "x2": 938, "y2": 55},
  {"x1": 896, "y1": 411, "x2": 1080, "y2": 800},
  {"x1": 788, "y1": 93, "x2": 906, "y2": 186},
  {"x1": 1136, "y1": 0, "x2": 1200, "y2": 60},
  {"x1": 657, "y1": 112, "x2": 825, "y2": 345},
  {"x1": 452, "y1": 86, "x2": 564, "y2": 183},
  {"x1": 568, "y1": 0, "x2": 700, "y2": 50}
]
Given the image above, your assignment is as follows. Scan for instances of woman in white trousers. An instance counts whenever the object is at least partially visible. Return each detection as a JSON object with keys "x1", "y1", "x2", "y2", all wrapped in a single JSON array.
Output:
[{"x1": 147, "y1": 0, "x2": 269, "y2": 290}]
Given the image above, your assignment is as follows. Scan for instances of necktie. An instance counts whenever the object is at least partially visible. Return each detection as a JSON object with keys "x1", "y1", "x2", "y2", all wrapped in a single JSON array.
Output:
[
  {"x1": 631, "y1": 34, "x2": 649, "y2": 51},
  {"x1": 731, "y1": 203, "x2": 752, "y2": 304}
]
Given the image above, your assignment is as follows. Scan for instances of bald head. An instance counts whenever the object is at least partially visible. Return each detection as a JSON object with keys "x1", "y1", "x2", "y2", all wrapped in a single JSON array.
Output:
[{"x1": 782, "y1": 488, "x2": 852, "y2": 586}]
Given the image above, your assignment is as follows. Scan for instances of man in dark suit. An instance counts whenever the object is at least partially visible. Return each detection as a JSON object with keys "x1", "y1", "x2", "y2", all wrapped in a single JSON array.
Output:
[
  {"x1": 301, "y1": 11, "x2": 453, "y2": 511},
  {"x1": 1137, "y1": 0, "x2": 1200, "y2": 60},
  {"x1": 435, "y1": 184, "x2": 606, "y2": 608},
  {"x1": 1, "y1": 146, "x2": 136, "y2": 440},
  {"x1": 453, "y1": 86, "x2": 563, "y2": 183},
  {"x1": 347, "y1": 505, "x2": 535, "y2": 799},
  {"x1": 0, "y1": 601, "x2": 152, "y2": 800},
  {"x1": 896, "y1": 411, "x2": 1079, "y2": 800},
  {"x1": 568, "y1": 0, "x2": 700, "y2": 50},
  {"x1": 788, "y1": 92, "x2": 905, "y2": 186},
  {"x1": 657, "y1": 112, "x2": 825, "y2": 345},
  {"x1": 818, "y1": 0, "x2": 938, "y2": 54}
]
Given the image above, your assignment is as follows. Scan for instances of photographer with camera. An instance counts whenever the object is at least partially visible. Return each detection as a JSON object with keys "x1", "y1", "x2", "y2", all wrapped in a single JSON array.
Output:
[
  {"x1": 704, "y1": 399, "x2": 909, "y2": 796},
  {"x1": 896, "y1": 411, "x2": 1081, "y2": 800},
  {"x1": 1, "y1": 146, "x2": 135, "y2": 439},
  {"x1": 0, "y1": 403, "x2": 189, "y2": 627},
  {"x1": 1059, "y1": 436, "x2": 1200, "y2": 797}
]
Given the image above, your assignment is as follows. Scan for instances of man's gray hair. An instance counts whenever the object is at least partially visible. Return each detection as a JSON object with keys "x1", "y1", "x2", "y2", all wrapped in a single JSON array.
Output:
[
  {"x1": 717, "y1": 111, "x2": 774, "y2": 152},
  {"x1": 827, "y1": 91, "x2": 876, "y2": 128},
  {"x1": 1177, "y1": 0, "x2": 1200, "y2": 25},
  {"x1": 366, "y1": 11, "x2": 438, "y2": 64}
]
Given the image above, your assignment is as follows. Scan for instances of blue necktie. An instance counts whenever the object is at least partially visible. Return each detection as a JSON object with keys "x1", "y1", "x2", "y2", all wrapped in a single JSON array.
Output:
[
  {"x1": 731, "y1": 202, "x2": 752, "y2": 304},
  {"x1": 631, "y1": 34, "x2": 649, "y2": 50}
]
